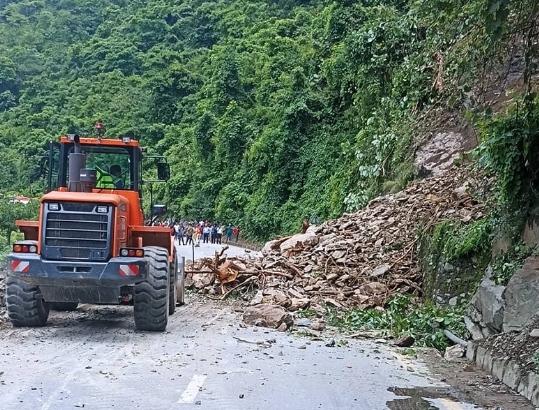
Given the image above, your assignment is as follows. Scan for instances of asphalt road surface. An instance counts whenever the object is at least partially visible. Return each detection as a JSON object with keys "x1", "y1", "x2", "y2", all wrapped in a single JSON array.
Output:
[
  {"x1": 0, "y1": 300, "x2": 485, "y2": 410},
  {"x1": 0, "y1": 243, "x2": 531, "y2": 410},
  {"x1": 174, "y1": 239, "x2": 260, "y2": 263}
]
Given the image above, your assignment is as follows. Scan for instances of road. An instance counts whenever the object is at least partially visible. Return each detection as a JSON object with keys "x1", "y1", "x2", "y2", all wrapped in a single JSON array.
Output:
[
  {"x1": 174, "y1": 239, "x2": 260, "y2": 263},
  {"x1": 0, "y1": 300, "x2": 481, "y2": 410},
  {"x1": 0, "y1": 243, "x2": 532, "y2": 410}
]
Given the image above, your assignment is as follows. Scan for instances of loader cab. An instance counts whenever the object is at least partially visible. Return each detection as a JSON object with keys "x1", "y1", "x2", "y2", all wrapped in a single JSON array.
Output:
[
  {"x1": 47, "y1": 140, "x2": 139, "y2": 192},
  {"x1": 45, "y1": 135, "x2": 168, "y2": 194}
]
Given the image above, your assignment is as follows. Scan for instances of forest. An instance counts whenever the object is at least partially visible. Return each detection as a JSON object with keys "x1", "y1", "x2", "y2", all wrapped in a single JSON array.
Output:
[{"x1": 0, "y1": 0, "x2": 537, "y2": 243}]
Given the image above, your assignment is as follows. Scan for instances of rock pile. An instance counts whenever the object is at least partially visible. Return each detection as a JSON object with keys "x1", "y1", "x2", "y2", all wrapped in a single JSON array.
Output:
[{"x1": 189, "y1": 164, "x2": 489, "y2": 318}]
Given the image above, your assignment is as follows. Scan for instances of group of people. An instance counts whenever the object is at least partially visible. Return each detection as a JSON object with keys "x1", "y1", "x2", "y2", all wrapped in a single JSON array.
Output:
[{"x1": 170, "y1": 221, "x2": 241, "y2": 246}]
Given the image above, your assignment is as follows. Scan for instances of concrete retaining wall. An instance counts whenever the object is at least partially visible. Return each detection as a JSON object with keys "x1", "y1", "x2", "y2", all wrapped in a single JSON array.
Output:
[{"x1": 467, "y1": 341, "x2": 539, "y2": 405}]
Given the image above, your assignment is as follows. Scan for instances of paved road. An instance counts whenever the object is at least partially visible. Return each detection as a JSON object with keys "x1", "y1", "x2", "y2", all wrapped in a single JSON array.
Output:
[
  {"x1": 0, "y1": 242, "x2": 531, "y2": 410},
  {"x1": 174, "y1": 239, "x2": 260, "y2": 263},
  {"x1": 0, "y1": 297, "x2": 485, "y2": 410}
]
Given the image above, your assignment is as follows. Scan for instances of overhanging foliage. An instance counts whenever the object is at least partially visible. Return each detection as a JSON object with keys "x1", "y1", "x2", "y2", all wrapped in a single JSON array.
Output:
[{"x1": 0, "y1": 0, "x2": 536, "y2": 241}]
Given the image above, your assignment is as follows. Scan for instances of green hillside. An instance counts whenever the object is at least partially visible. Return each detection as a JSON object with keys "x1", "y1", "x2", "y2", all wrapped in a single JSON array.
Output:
[{"x1": 0, "y1": 0, "x2": 537, "y2": 242}]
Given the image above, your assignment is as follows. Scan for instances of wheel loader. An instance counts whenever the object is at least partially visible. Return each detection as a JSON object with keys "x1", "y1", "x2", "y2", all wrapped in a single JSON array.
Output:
[{"x1": 6, "y1": 126, "x2": 184, "y2": 331}]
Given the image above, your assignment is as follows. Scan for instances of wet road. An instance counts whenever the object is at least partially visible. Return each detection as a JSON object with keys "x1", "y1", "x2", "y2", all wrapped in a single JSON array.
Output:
[
  {"x1": 0, "y1": 243, "x2": 522, "y2": 410},
  {"x1": 174, "y1": 239, "x2": 260, "y2": 263},
  {"x1": 0, "y1": 297, "x2": 485, "y2": 410}
]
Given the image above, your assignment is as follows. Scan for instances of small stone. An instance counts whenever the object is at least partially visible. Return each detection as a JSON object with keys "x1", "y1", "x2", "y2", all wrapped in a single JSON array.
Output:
[
  {"x1": 295, "y1": 318, "x2": 312, "y2": 327},
  {"x1": 394, "y1": 334, "x2": 414, "y2": 347},
  {"x1": 277, "y1": 323, "x2": 288, "y2": 332},
  {"x1": 529, "y1": 329, "x2": 539, "y2": 338},
  {"x1": 325, "y1": 339, "x2": 335, "y2": 347},
  {"x1": 310, "y1": 321, "x2": 326, "y2": 331},
  {"x1": 239, "y1": 394, "x2": 244, "y2": 399},
  {"x1": 298, "y1": 345, "x2": 307, "y2": 349}
]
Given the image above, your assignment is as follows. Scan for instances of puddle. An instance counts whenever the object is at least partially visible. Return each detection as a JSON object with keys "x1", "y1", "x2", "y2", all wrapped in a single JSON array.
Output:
[{"x1": 386, "y1": 386, "x2": 474, "y2": 410}]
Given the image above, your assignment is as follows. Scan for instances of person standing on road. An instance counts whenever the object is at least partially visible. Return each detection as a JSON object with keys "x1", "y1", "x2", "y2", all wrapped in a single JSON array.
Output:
[
  {"x1": 192, "y1": 225, "x2": 199, "y2": 246},
  {"x1": 185, "y1": 224, "x2": 194, "y2": 245},
  {"x1": 226, "y1": 224, "x2": 233, "y2": 243},
  {"x1": 233, "y1": 226, "x2": 240, "y2": 243},
  {"x1": 176, "y1": 223, "x2": 184, "y2": 245},
  {"x1": 211, "y1": 224, "x2": 217, "y2": 244},
  {"x1": 203, "y1": 225, "x2": 210, "y2": 243},
  {"x1": 216, "y1": 225, "x2": 223, "y2": 244},
  {"x1": 196, "y1": 224, "x2": 203, "y2": 245}
]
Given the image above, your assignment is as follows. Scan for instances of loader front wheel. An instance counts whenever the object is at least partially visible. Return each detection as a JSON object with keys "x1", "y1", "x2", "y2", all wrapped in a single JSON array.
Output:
[
  {"x1": 6, "y1": 277, "x2": 50, "y2": 327},
  {"x1": 134, "y1": 247, "x2": 169, "y2": 331}
]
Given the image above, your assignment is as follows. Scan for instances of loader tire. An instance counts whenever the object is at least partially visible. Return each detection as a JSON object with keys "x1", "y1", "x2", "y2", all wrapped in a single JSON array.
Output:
[
  {"x1": 51, "y1": 302, "x2": 78, "y2": 311},
  {"x1": 134, "y1": 246, "x2": 169, "y2": 331},
  {"x1": 6, "y1": 277, "x2": 50, "y2": 327}
]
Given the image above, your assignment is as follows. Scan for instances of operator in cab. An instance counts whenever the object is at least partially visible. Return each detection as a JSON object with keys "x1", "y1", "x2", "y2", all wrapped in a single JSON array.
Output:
[{"x1": 85, "y1": 152, "x2": 116, "y2": 189}]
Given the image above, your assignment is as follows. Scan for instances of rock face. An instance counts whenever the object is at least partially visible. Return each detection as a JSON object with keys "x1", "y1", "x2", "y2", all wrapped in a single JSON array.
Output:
[
  {"x1": 503, "y1": 256, "x2": 539, "y2": 332},
  {"x1": 465, "y1": 256, "x2": 539, "y2": 338},
  {"x1": 414, "y1": 132, "x2": 467, "y2": 176}
]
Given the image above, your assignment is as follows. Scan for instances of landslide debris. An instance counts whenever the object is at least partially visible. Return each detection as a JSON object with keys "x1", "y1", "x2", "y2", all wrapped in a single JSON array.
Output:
[{"x1": 188, "y1": 163, "x2": 489, "y2": 316}]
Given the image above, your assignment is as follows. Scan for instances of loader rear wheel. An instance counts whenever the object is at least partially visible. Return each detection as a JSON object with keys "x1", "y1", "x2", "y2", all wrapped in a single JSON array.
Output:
[
  {"x1": 6, "y1": 277, "x2": 50, "y2": 327},
  {"x1": 134, "y1": 246, "x2": 169, "y2": 332},
  {"x1": 51, "y1": 302, "x2": 78, "y2": 311}
]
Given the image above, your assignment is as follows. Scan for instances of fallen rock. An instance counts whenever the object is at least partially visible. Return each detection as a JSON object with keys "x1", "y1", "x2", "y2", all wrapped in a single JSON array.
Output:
[
  {"x1": 279, "y1": 232, "x2": 319, "y2": 257},
  {"x1": 394, "y1": 334, "x2": 415, "y2": 347},
  {"x1": 310, "y1": 320, "x2": 326, "y2": 331},
  {"x1": 188, "y1": 163, "x2": 489, "y2": 326},
  {"x1": 295, "y1": 318, "x2": 312, "y2": 327},
  {"x1": 444, "y1": 344, "x2": 465, "y2": 361},
  {"x1": 243, "y1": 304, "x2": 294, "y2": 329}
]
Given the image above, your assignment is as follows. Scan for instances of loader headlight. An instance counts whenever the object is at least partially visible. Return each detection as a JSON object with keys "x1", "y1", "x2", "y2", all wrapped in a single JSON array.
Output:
[
  {"x1": 96, "y1": 205, "x2": 108, "y2": 213},
  {"x1": 48, "y1": 203, "x2": 60, "y2": 211}
]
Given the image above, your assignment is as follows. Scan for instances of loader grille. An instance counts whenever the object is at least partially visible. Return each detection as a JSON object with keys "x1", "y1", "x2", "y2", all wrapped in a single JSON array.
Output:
[{"x1": 41, "y1": 202, "x2": 113, "y2": 261}]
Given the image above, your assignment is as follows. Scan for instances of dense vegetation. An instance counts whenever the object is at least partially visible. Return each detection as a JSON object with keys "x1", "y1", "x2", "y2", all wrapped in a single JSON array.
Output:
[{"x1": 0, "y1": 0, "x2": 537, "y2": 242}]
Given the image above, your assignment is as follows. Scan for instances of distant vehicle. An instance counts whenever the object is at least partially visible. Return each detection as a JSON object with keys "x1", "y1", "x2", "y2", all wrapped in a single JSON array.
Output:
[
  {"x1": 6, "y1": 124, "x2": 184, "y2": 331},
  {"x1": 9, "y1": 195, "x2": 30, "y2": 205}
]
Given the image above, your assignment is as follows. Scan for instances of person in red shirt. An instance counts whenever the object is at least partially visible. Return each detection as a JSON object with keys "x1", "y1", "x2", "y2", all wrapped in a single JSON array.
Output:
[{"x1": 232, "y1": 226, "x2": 240, "y2": 242}]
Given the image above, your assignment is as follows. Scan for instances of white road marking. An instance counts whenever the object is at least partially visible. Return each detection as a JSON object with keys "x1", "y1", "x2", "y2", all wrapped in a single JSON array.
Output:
[
  {"x1": 438, "y1": 398, "x2": 465, "y2": 410},
  {"x1": 178, "y1": 374, "x2": 207, "y2": 403}
]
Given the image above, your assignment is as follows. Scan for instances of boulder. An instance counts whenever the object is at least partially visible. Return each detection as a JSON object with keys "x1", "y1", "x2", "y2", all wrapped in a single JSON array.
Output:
[
  {"x1": 471, "y1": 277, "x2": 505, "y2": 333},
  {"x1": 279, "y1": 232, "x2": 319, "y2": 257},
  {"x1": 243, "y1": 304, "x2": 294, "y2": 329},
  {"x1": 464, "y1": 316, "x2": 485, "y2": 340},
  {"x1": 444, "y1": 344, "x2": 465, "y2": 361},
  {"x1": 191, "y1": 272, "x2": 214, "y2": 290},
  {"x1": 504, "y1": 256, "x2": 539, "y2": 332}
]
